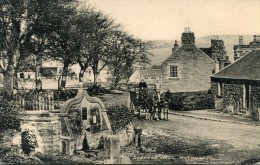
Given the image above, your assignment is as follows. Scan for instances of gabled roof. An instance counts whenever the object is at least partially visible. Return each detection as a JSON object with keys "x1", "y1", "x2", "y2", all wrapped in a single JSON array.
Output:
[
  {"x1": 140, "y1": 69, "x2": 161, "y2": 78},
  {"x1": 211, "y1": 49, "x2": 260, "y2": 80},
  {"x1": 199, "y1": 47, "x2": 212, "y2": 58},
  {"x1": 162, "y1": 45, "x2": 214, "y2": 64}
]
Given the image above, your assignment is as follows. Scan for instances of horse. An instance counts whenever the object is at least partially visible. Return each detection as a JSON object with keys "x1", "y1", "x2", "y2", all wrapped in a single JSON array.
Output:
[
  {"x1": 159, "y1": 91, "x2": 171, "y2": 120},
  {"x1": 129, "y1": 87, "x2": 156, "y2": 120}
]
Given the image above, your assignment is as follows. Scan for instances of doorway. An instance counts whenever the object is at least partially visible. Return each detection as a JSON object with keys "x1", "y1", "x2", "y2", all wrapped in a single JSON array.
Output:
[{"x1": 243, "y1": 84, "x2": 250, "y2": 110}]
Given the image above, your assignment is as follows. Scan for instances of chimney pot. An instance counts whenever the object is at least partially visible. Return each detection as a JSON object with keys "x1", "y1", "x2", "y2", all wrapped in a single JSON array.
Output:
[{"x1": 239, "y1": 36, "x2": 243, "y2": 45}]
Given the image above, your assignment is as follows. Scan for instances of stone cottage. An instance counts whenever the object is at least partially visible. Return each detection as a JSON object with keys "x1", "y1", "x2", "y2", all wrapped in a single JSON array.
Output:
[
  {"x1": 161, "y1": 28, "x2": 216, "y2": 93},
  {"x1": 129, "y1": 68, "x2": 161, "y2": 89},
  {"x1": 211, "y1": 49, "x2": 260, "y2": 119},
  {"x1": 234, "y1": 35, "x2": 260, "y2": 60}
]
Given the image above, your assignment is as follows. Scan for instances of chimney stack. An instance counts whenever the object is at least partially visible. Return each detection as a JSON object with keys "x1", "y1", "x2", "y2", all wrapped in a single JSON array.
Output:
[
  {"x1": 172, "y1": 40, "x2": 179, "y2": 54},
  {"x1": 219, "y1": 59, "x2": 225, "y2": 70},
  {"x1": 239, "y1": 36, "x2": 243, "y2": 45},
  {"x1": 181, "y1": 27, "x2": 195, "y2": 46}
]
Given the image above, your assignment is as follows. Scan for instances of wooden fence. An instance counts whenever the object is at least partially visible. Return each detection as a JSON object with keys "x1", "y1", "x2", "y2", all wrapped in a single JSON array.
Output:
[{"x1": 16, "y1": 90, "x2": 55, "y2": 111}]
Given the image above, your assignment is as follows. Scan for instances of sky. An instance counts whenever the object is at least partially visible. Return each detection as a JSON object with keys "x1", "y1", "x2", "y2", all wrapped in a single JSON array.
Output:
[{"x1": 83, "y1": 0, "x2": 260, "y2": 40}]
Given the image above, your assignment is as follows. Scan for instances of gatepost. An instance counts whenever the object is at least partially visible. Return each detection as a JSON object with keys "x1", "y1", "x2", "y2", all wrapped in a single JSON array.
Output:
[{"x1": 134, "y1": 125, "x2": 142, "y2": 150}]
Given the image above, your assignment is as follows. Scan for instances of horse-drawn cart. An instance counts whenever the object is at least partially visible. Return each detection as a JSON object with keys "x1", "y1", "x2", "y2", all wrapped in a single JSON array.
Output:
[{"x1": 128, "y1": 87, "x2": 170, "y2": 121}]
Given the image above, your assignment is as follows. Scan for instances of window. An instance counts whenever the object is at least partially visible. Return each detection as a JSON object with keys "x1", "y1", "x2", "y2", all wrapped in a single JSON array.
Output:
[
  {"x1": 82, "y1": 107, "x2": 87, "y2": 120},
  {"x1": 20, "y1": 73, "x2": 24, "y2": 79},
  {"x1": 170, "y1": 66, "x2": 178, "y2": 78},
  {"x1": 217, "y1": 82, "x2": 224, "y2": 96}
]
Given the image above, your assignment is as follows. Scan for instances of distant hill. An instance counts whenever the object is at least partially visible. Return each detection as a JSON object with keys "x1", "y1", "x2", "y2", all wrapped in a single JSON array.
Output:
[{"x1": 149, "y1": 35, "x2": 254, "y2": 65}]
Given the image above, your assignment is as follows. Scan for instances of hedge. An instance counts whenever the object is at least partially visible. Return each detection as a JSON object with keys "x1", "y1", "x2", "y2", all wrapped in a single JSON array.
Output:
[{"x1": 167, "y1": 90, "x2": 214, "y2": 111}]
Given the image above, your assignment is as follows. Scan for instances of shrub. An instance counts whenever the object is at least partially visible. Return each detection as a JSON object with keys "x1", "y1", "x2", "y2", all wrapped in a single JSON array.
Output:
[
  {"x1": 86, "y1": 84, "x2": 111, "y2": 96},
  {"x1": 0, "y1": 99, "x2": 22, "y2": 134},
  {"x1": 168, "y1": 91, "x2": 214, "y2": 111},
  {"x1": 106, "y1": 105, "x2": 134, "y2": 134},
  {"x1": 21, "y1": 130, "x2": 37, "y2": 155},
  {"x1": 53, "y1": 89, "x2": 78, "y2": 101}
]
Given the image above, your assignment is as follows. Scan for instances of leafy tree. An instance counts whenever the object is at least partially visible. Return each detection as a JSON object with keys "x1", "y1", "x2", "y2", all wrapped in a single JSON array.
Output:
[
  {"x1": 106, "y1": 30, "x2": 130, "y2": 87},
  {"x1": 82, "y1": 10, "x2": 119, "y2": 84},
  {"x1": 106, "y1": 30, "x2": 152, "y2": 87},
  {"x1": 0, "y1": 0, "x2": 79, "y2": 97},
  {"x1": 72, "y1": 7, "x2": 96, "y2": 82},
  {"x1": 41, "y1": 0, "x2": 80, "y2": 88},
  {"x1": 0, "y1": 0, "x2": 29, "y2": 98},
  {"x1": 123, "y1": 39, "x2": 152, "y2": 84}
]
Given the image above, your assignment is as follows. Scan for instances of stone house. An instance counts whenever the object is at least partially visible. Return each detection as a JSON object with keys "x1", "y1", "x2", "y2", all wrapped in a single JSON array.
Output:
[
  {"x1": 83, "y1": 66, "x2": 111, "y2": 85},
  {"x1": 200, "y1": 38, "x2": 231, "y2": 70},
  {"x1": 234, "y1": 35, "x2": 260, "y2": 60},
  {"x1": 211, "y1": 49, "x2": 260, "y2": 119},
  {"x1": 128, "y1": 68, "x2": 161, "y2": 89},
  {"x1": 161, "y1": 28, "x2": 216, "y2": 93}
]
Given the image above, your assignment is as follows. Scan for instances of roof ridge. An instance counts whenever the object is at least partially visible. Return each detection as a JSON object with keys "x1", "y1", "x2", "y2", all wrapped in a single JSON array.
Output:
[
  {"x1": 211, "y1": 49, "x2": 255, "y2": 77},
  {"x1": 195, "y1": 46, "x2": 215, "y2": 62}
]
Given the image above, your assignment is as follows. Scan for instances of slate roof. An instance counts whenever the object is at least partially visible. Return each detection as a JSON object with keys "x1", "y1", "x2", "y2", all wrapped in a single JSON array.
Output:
[
  {"x1": 199, "y1": 47, "x2": 212, "y2": 58},
  {"x1": 211, "y1": 49, "x2": 260, "y2": 80},
  {"x1": 163, "y1": 45, "x2": 214, "y2": 64}
]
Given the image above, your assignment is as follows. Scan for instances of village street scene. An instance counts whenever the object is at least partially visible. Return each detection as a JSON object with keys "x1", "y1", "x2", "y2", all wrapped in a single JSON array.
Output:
[{"x1": 0, "y1": 0, "x2": 260, "y2": 164}]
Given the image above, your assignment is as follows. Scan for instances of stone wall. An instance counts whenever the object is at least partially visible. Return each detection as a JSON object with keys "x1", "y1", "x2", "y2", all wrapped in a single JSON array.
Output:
[
  {"x1": 17, "y1": 112, "x2": 61, "y2": 155},
  {"x1": 250, "y1": 86, "x2": 260, "y2": 117},
  {"x1": 162, "y1": 47, "x2": 215, "y2": 93},
  {"x1": 222, "y1": 83, "x2": 243, "y2": 113},
  {"x1": 210, "y1": 82, "x2": 218, "y2": 96},
  {"x1": 212, "y1": 80, "x2": 260, "y2": 119},
  {"x1": 212, "y1": 82, "x2": 243, "y2": 113}
]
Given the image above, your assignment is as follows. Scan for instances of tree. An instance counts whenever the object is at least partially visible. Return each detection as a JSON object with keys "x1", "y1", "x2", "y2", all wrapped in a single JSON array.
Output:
[
  {"x1": 107, "y1": 31, "x2": 133, "y2": 87},
  {"x1": 0, "y1": 0, "x2": 79, "y2": 97},
  {"x1": 41, "y1": 0, "x2": 80, "y2": 88},
  {"x1": 0, "y1": 0, "x2": 29, "y2": 98},
  {"x1": 83, "y1": 10, "x2": 119, "y2": 84},
  {"x1": 123, "y1": 39, "x2": 152, "y2": 84},
  {"x1": 73, "y1": 7, "x2": 95, "y2": 82},
  {"x1": 107, "y1": 33, "x2": 152, "y2": 87}
]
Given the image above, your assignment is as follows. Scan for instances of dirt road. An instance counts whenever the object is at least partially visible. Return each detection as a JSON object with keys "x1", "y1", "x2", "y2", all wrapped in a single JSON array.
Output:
[
  {"x1": 142, "y1": 115, "x2": 260, "y2": 149},
  {"x1": 128, "y1": 115, "x2": 260, "y2": 164},
  {"x1": 99, "y1": 92, "x2": 260, "y2": 164}
]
